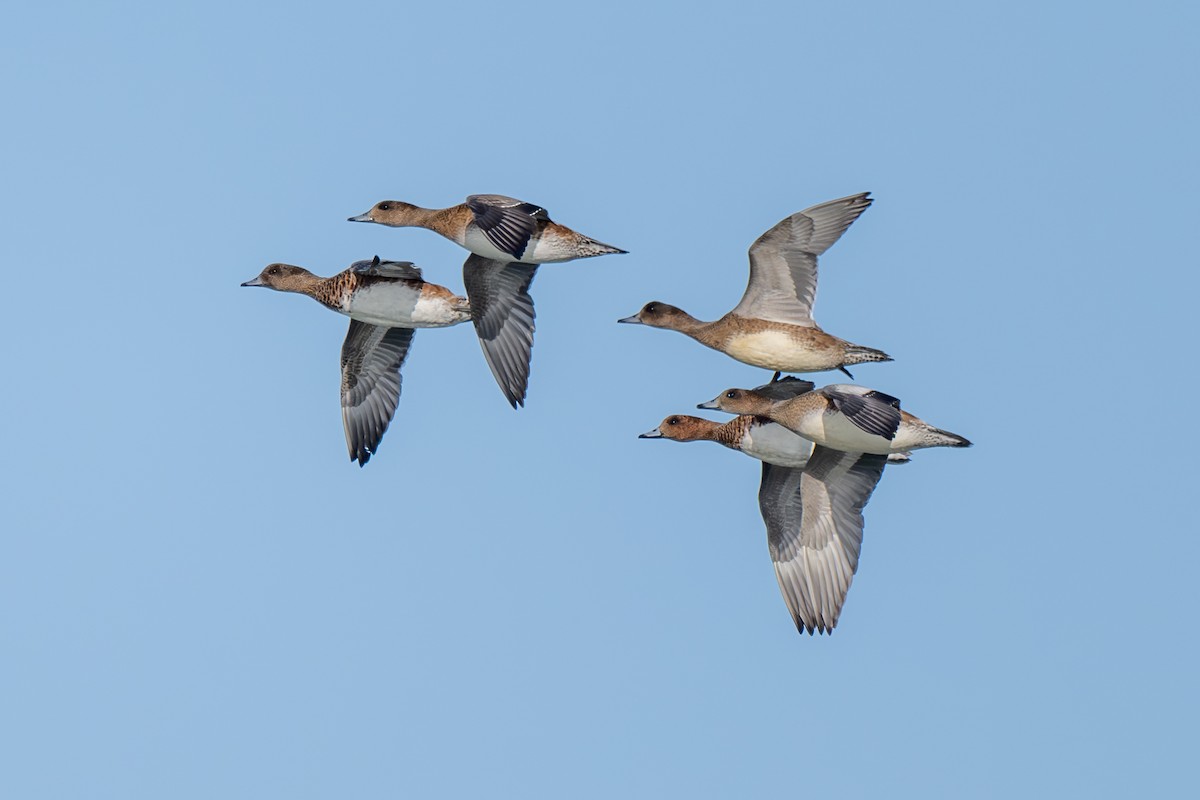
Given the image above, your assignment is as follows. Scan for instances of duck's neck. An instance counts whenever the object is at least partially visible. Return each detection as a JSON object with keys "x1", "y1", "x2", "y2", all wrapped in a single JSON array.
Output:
[
  {"x1": 398, "y1": 204, "x2": 442, "y2": 227},
  {"x1": 411, "y1": 204, "x2": 470, "y2": 235},
  {"x1": 669, "y1": 310, "x2": 708, "y2": 336},
  {"x1": 715, "y1": 416, "x2": 753, "y2": 448},
  {"x1": 300, "y1": 272, "x2": 348, "y2": 310}
]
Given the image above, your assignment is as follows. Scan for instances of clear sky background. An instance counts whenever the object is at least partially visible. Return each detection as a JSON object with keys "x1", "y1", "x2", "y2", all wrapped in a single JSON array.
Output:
[{"x1": 2, "y1": 2, "x2": 1196, "y2": 797}]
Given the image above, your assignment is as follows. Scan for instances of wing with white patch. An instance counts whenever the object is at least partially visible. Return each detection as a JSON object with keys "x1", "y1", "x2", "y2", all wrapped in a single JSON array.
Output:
[
  {"x1": 462, "y1": 255, "x2": 537, "y2": 408},
  {"x1": 764, "y1": 448, "x2": 887, "y2": 634},
  {"x1": 350, "y1": 256, "x2": 424, "y2": 280},
  {"x1": 465, "y1": 195, "x2": 548, "y2": 260},
  {"x1": 340, "y1": 321, "x2": 415, "y2": 466},
  {"x1": 825, "y1": 388, "x2": 901, "y2": 440},
  {"x1": 732, "y1": 193, "x2": 872, "y2": 326}
]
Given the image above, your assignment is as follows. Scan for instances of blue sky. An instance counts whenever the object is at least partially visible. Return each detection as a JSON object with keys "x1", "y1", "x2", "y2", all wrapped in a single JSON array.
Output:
[{"x1": 2, "y1": 2, "x2": 1196, "y2": 797}]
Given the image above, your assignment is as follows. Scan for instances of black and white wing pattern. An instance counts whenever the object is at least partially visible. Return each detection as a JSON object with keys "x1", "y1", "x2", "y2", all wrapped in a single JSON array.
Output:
[
  {"x1": 339, "y1": 320, "x2": 416, "y2": 466},
  {"x1": 732, "y1": 192, "x2": 872, "y2": 326},
  {"x1": 462, "y1": 254, "x2": 537, "y2": 408},
  {"x1": 824, "y1": 387, "x2": 902, "y2": 440},
  {"x1": 465, "y1": 194, "x2": 549, "y2": 260},
  {"x1": 760, "y1": 447, "x2": 888, "y2": 634}
]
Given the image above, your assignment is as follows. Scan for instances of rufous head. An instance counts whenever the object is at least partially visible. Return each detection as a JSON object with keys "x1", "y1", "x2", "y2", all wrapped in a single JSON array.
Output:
[{"x1": 638, "y1": 415, "x2": 720, "y2": 442}]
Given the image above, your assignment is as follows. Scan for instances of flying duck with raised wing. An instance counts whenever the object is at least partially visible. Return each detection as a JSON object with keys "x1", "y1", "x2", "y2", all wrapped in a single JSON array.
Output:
[{"x1": 619, "y1": 193, "x2": 890, "y2": 379}]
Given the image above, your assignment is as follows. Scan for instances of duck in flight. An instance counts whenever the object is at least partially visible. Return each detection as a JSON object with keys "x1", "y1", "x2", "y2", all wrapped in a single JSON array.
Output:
[
  {"x1": 348, "y1": 194, "x2": 626, "y2": 264},
  {"x1": 241, "y1": 257, "x2": 471, "y2": 466},
  {"x1": 349, "y1": 194, "x2": 626, "y2": 407},
  {"x1": 699, "y1": 382, "x2": 971, "y2": 456},
  {"x1": 640, "y1": 378, "x2": 902, "y2": 634},
  {"x1": 641, "y1": 377, "x2": 913, "y2": 468},
  {"x1": 619, "y1": 193, "x2": 890, "y2": 379}
]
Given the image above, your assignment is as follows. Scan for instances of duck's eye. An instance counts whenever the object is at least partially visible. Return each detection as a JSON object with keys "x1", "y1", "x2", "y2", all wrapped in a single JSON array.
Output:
[
  {"x1": 725, "y1": 391, "x2": 737, "y2": 399},
  {"x1": 378, "y1": 202, "x2": 391, "y2": 211},
  {"x1": 667, "y1": 417, "x2": 679, "y2": 425},
  {"x1": 645, "y1": 304, "x2": 657, "y2": 313},
  {"x1": 268, "y1": 266, "x2": 280, "y2": 275}
]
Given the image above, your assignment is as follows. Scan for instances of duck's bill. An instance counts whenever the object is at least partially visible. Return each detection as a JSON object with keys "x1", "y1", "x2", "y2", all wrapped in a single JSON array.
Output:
[
  {"x1": 241, "y1": 276, "x2": 265, "y2": 287},
  {"x1": 347, "y1": 212, "x2": 373, "y2": 223},
  {"x1": 638, "y1": 427, "x2": 663, "y2": 439},
  {"x1": 616, "y1": 314, "x2": 642, "y2": 324},
  {"x1": 696, "y1": 398, "x2": 721, "y2": 410}
]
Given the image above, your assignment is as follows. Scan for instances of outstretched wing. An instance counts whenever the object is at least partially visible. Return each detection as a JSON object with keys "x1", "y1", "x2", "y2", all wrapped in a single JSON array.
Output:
[
  {"x1": 462, "y1": 254, "x2": 537, "y2": 408},
  {"x1": 732, "y1": 193, "x2": 872, "y2": 326},
  {"x1": 763, "y1": 448, "x2": 888, "y2": 634},
  {"x1": 465, "y1": 195, "x2": 548, "y2": 260},
  {"x1": 340, "y1": 321, "x2": 415, "y2": 466}
]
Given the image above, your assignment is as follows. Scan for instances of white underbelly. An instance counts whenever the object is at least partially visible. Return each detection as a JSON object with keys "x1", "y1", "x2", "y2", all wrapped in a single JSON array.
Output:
[
  {"x1": 348, "y1": 284, "x2": 465, "y2": 328},
  {"x1": 741, "y1": 423, "x2": 815, "y2": 468},
  {"x1": 796, "y1": 412, "x2": 894, "y2": 455},
  {"x1": 463, "y1": 227, "x2": 569, "y2": 263},
  {"x1": 462, "y1": 228, "x2": 519, "y2": 261},
  {"x1": 723, "y1": 330, "x2": 826, "y2": 372}
]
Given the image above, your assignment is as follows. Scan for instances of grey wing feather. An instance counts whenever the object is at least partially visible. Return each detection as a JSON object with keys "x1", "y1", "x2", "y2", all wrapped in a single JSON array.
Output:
[
  {"x1": 766, "y1": 447, "x2": 887, "y2": 634},
  {"x1": 350, "y1": 257, "x2": 424, "y2": 280},
  {"x1": 340, "y1": 321, "x2": 415, "y2": 466},
  {"x1": 465, "y1": 195, "x2": 548, "y2": 260},
  {"x1": 732, "y1": 193, "x2": 872, "y2": 325},
  {"x1": 462, "y1": 254, "x2": 537, "y2": 408},
  {"x1": 750, "y1": 376, "x2": 817, "y2": 401},
  {"x1": 825, "y1": 389, "x2": 901, "y2": 440},
  {"x1": 758, "y1": 463, "x2": 811, "y2": 629}
]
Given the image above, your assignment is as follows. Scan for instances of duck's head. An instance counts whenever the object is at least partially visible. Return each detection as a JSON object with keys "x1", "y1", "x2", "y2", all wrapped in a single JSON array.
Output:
[
  {"x1": 347, "y1": 200, "x2": 418, "y2": 225},
  {"x1": 638, "y1": 415, "x2": 719, "y2": 442},
  {"x1": 617, "y1": 301, "x2": 691, "y2": 329},
  {"x1": 241, "y1": 263, "x2": 318, "y2": 293},
  {"x1": 697, "y1": 387, "x2": 773, "y2": 416}
]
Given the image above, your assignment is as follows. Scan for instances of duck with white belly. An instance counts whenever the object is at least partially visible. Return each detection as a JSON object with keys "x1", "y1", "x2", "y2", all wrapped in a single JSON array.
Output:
[
  {"x1": 618, "y1": 193, "x2": 890, "y2": 379},
  {"x1": 241, "y1": 256, "x2": 472, "y2": 466},
  {"x1": 698, "y1": 382, "x2": 971, "y2": 456},
  {"x1": 349, "y1": 194, "x2": 626, "y2": 408}
]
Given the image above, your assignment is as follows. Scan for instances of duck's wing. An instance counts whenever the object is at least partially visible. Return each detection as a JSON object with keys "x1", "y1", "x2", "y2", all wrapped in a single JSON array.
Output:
[
  {"x1": 340, "y1": 321, "x2": 415, "y2": 466},
  {"x1": 462, "y1": 254, "x2": 537, "y2": 408},
  {"x1": 349, "y1": 256, "x2": 423, "y2": 280},
  {"x1": 732, "y1": 193, "x2": 872, "y2": 326},
  {"x1": 762, "y1": 447, "x2": 888, "y2": 634},
  {"x1": 823, "y1": 387, "x2": 902, "y2": 440},
  {"x1": 750, "y1": 376, "x2": 817, "y2": 400},
  {"x1": 465, "y1": 195, "x2": 549, "y2": 260}
]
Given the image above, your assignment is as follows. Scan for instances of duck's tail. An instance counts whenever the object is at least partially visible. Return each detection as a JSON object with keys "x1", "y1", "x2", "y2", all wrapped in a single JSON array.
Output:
[
  {"x1": 842, "y1": 343, "x2": 893, "y2": 366},
  {"x1": 575, "y1": 233, "x2": 627, "y2": 258},
  {"x1": 915, "y1": 424, "x2": 972, "y2": 449}
]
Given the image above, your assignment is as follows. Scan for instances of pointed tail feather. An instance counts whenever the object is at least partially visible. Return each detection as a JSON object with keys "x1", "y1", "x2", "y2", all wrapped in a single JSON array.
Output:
[{"x1": 843, "y1": 343, "x2": 893, "y2": 366}]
